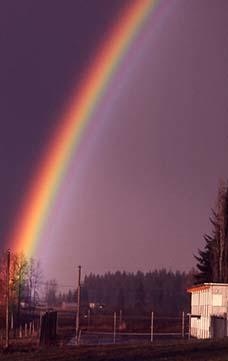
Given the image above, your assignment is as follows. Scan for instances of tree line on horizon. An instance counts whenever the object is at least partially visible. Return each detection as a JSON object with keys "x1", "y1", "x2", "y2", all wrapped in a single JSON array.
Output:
[
  {"x1": 82, "y1": 269, "x2": 193, "y2": 315},
  {"x1": 0, "y1": 251, "x2": 193, "y2": 316},
  {"x1": 54, "y1": 270, "x2": 194, "y2": 315}
]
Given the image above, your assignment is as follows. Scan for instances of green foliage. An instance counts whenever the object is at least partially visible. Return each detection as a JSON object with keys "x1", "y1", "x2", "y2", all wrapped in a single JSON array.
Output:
[{"x1": 0, "y1": 251, "x2": 42, "y2": 308}]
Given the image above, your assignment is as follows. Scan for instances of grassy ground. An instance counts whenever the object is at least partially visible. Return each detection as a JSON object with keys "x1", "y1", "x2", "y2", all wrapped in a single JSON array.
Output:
[{"x1": 1, "y1": 339, "x2": 228, "y2": 361}]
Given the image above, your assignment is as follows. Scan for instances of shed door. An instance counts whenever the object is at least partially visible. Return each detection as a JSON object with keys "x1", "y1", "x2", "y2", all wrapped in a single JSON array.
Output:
[{"x1": 211, "y1": 316, "x2": 226, "y2": 338}]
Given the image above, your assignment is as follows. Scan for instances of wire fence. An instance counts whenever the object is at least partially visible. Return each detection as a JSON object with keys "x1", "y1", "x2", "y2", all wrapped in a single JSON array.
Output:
[
  {"x1": 57, "y1": 310, "x2": 190, "y2": 345},
  {"x1": 0, "y1": 308, "x2": 191, "y2": 347}
]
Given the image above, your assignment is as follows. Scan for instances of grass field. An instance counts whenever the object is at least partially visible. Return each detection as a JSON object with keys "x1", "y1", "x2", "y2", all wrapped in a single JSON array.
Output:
[{"x1": 1, "y1": 339, "x2": 228, "y2": 361}]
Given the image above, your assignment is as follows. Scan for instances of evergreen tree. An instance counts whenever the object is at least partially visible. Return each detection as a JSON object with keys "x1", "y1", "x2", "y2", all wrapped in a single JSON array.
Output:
[
  {"x1": 194, "y1": 235, "x2": 215, "y2": 283},
  {"x1": 117, "y1": 287, "x2": 125, "y2": 311},
  {"x1": 45, "y1": 279, "x2": 58, "y2": 306},
  {"x1": 134, "y1": 278, "x2": 145, "y2": 312},
  {"x1": 195, "y1": 181, "x2": 228, "y2": 283}
]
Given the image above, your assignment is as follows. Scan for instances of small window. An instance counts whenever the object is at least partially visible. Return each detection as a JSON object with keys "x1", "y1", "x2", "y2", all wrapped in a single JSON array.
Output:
[{"x1": 212, "y1": 294, "x2": 222, "y2": 306}]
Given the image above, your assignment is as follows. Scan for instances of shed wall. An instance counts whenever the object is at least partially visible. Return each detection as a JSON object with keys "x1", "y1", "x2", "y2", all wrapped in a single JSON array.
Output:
[{"x1": 190, "y1": 284, "x2": 228, "y2": 339}]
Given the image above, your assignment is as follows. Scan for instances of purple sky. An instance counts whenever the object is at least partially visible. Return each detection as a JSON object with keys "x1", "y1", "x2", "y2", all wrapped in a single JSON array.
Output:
[{"x1": 1, "y1": 1, "x2": 228, "y2": 285}]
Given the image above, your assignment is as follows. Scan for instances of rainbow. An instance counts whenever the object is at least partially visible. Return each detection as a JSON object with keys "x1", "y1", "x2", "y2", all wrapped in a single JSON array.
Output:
[{"x1": 10, "y1": 0, "x2": 159, "y2": 257}]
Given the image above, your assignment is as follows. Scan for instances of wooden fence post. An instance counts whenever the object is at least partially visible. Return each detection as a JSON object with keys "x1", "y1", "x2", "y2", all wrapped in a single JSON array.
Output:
[
  {"x1": 19, "y1": 325, "x2": 22, "y2": 339},
  {"x1": 150, "y1": 311, "x2": 154, "y2": 342},
  {"x1": 188, "y1": 313, "x2": 191, "y2": 340},
  {"x1": 25, "y1": 323, "x2": 28, "y2": 337},
  {"x1": 76, "y1": 265, "x2": 81, "y2": 344},
  {"x1": 182, "y1": 311, "x2": 185, "y2": 338},
  {"x1": 113, "y1": 312, "x2": 117, "y2": 344},
  {"x1": 32, "y1": 321, "x2": 35, "y2": 335}
]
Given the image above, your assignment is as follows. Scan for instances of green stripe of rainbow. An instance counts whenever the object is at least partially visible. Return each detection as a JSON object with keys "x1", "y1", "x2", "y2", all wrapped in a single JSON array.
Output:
[{"x1": 11, "y1": 0, "x2": 158, "y2": 257}]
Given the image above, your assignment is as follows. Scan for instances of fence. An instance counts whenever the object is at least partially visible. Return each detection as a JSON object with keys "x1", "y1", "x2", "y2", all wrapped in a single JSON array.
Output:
[
  {"x1": 0, "y1": 308, "x2": 42, "y2": 349},
  {"x1": 0, "y1": 309, "x2": 190, "y2": 347},
  {"x1": 57, "y1": 310, "x2": 190, "y2": 345}
]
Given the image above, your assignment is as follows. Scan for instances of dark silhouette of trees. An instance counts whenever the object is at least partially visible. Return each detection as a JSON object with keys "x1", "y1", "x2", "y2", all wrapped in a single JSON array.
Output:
[
  {"x1": 81, "y1": 286, "x2": 89, "y2": 306},
  {"x1": 55, "y1": 270, "x2": 192, "y2": 315},
  {"x1": 135, "y1": 277, "x2": 145, "y2": 313},
  {"x1": 117, "y1": 287, "x2": 125, "y2": 311},
  {"x1": 81, "y1": 269, "x2": 192, "y2": 315},
  {"x1": 0, "y1": 254, "x2": 193, "y2": 315},
  {"x1": 195, "y1": 181, "x2": 228, "y2": 283},
  {"x1": 194, "y1": 234, "x2": 215, "y2": 283},
  {"x1": 45, "y1": 279, "x2": 58, "y2": 306}
]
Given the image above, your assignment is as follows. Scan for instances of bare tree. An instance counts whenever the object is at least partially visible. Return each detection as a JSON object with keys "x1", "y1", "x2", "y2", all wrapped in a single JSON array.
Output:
[{"x1": 27, "y1": 258, "x2": 42, "y2": 307}]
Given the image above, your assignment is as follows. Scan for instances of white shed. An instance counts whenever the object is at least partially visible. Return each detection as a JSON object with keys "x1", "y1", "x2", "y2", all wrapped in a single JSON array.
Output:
[{"x1": 187, "y1": 283, "x2": 228, "y2": 339}]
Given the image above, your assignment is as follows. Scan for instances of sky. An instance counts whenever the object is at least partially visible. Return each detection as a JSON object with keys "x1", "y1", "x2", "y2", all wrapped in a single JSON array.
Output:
[{"x1": 0, "y1": 1, "x2": 228, "y2": 285}]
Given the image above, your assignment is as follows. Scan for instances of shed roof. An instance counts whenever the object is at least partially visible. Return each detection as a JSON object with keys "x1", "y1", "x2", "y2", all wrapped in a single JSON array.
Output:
[{"x1": 187, "y1": 283, "x2": 228, "y2": 293}]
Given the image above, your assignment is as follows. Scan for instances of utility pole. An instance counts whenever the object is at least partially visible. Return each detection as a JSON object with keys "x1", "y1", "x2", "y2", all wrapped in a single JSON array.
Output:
[
  {"x1": 76, "y1": 265, "x2": 81, "y2": 344},
  {"x1": 5, "y1": 249, "x2": 10, "y2": 349}
]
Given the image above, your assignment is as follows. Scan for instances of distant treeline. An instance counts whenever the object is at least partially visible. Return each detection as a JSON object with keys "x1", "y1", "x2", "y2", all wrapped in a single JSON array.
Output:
[
  {"x1": 0, "y1": 249, "x2": 195, "y2": 316},
  {"x1": 60, "y1": 269, "x2": 194, "y2": 315}
]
